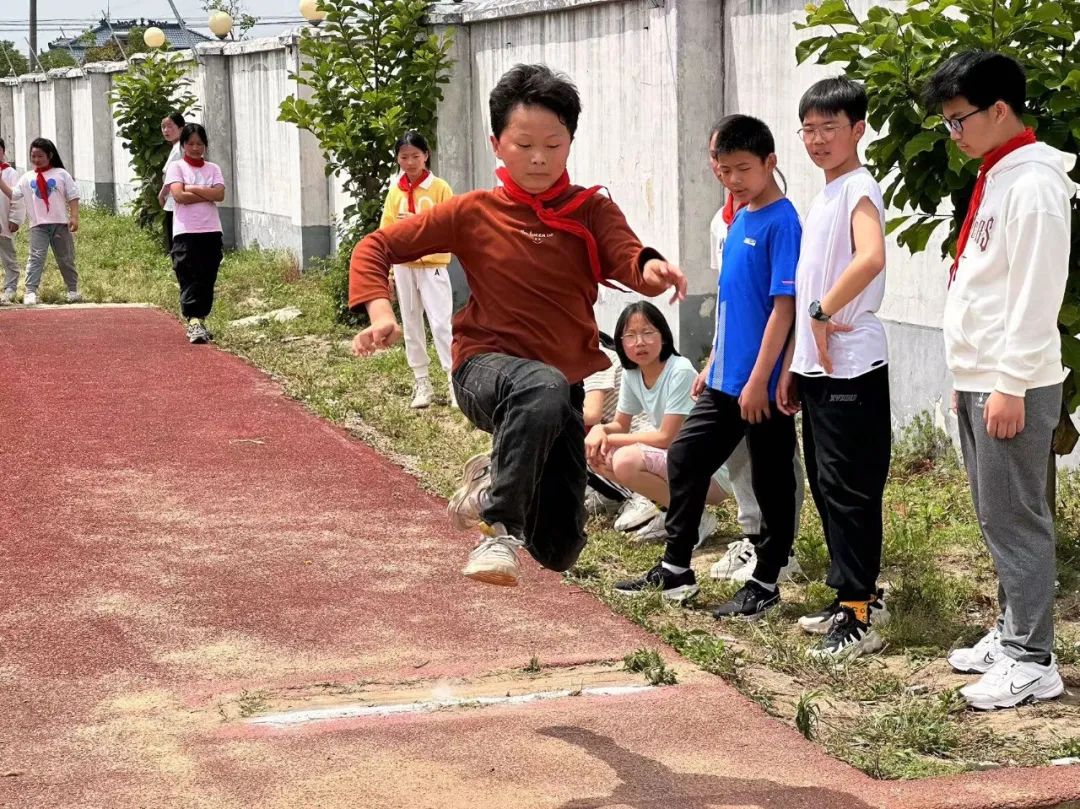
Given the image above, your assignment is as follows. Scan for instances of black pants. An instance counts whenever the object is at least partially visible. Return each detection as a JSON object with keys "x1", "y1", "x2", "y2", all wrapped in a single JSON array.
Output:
[
  {"x1": 170, "y1": 232, "x2": 223, "y2": 320},
  {"x1": 665, "y1": 388, "x2": 798, "y2": 576},
  {"x1": 163, "y1": 211, "x2": 174, "y2": 253},
  {"x1": 798, "y1": 365, "x2": 891, "y2": 601},
  {"x1": 452, "y1": 353, "x2": 587, "y2": 572}
]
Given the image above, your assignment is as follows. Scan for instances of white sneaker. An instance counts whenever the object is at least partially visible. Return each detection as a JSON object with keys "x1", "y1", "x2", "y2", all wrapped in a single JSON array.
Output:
[
  {"x1": 949, "y1": 628, "x2": 1006, "y2": 674},
  {"x1": 695, "y1": 510, "x2": 718, "y2": 551},
  {"x1": 614, "y1": 493, "x2": 660, "y2": 532},
  {"x1": 462, "y1": 533, "x2": 524, "y2": 586},
  {"x1": 410, "y1": 377, "x2": 434, "y2": 409},
  {"x1": 584, "y1": 487, "x2": 620, "y2": 518},
  {"x1": 0, "y1": 289, "x2": 13, "y2": 304},
  {"x1": 66, "y1": 290, "x2": 81, "y2": 303},
  {"x1": 447, "y1": 452, "x2": 491, "y2": 531},
  {"x1": 23, "y1": 291, "x2": 37, "y2": 306},
  {"x1": 732, "y1": 551, "x2": 803, "y2": 584},
  {"x1": 633, "y1": 512, "x2": 667, "y2": 541},
  {"x1": 960, "y1": 656, "x2": 1064, "y2": 711},
  {"x1": 711, "y1": 538, "x2": 756, "y2": 581}
]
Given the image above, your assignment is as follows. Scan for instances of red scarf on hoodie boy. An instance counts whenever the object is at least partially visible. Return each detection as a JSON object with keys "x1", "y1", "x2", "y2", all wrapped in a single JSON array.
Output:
[
  {"x1": 398, "y1": 170, "x2": 431, "y2": 214},
  {"x1": 496, "y1": 166, "x2": 620, "y2": 288},
  {"x1": 35, "y1": 165, "x2": 51, "y2": 213},
  {"x1": 949, "y1": 127, "x2": 1037, "y2": 286}
]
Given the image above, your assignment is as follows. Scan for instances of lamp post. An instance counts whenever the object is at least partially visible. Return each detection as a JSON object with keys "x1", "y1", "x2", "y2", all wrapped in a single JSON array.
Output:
[
  {"x1": 299, "y1": 0, "x2": 327, "y2": 26},
  {"x1": 208, "y1": 11, "x2": 234, "y2": 40},
  {"x1": 143, "y1": 27, "x2": 167, "y2": 49}
]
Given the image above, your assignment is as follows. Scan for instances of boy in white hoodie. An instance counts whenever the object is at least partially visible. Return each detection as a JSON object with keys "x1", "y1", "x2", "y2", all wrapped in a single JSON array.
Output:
[
  {"x1": 0, "y1": 138, "x2": 25, "y2": 303},
  {"x1": 924, "y1": 51, "x2": 1076, "y2": 711}
]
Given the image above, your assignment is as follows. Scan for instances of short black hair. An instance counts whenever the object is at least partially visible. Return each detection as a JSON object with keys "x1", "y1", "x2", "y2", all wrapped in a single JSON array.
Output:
[
  {"x1": 395, "y1": 130, "x2": 430, "y2": 156},
  {"x1": 710, "y1": 114, "x2": 775, "y2": 160},
  {"x1": 165, "y1": 111, "x2": 186, "y2": 128},
  {"x1": 29, "y1": 137, "x2": 64, "y2": 170},
  {"x1": 923, "y1": 51, "x2": 1025, "y2": 117},
  {"x1": 613, "y1": 301, "x2": 678, "y2": 371},
  {"x1": 0, "y1": 137, "x2": 5, "y2": 152},
  {"x1": 180, "y1": 123, "x2": 209, "y2": 148},
  {"x1": 799, "y1": 77, "x2": 868, "y2": 123},
  {"x1": 489, "y1": 64, "x2": 581, "y2": 139}
]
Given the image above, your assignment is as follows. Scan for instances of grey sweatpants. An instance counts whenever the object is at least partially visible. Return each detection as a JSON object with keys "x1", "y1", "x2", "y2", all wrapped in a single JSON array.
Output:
[
  {"x1": 26, "y1": 224, "x2": 78, "y2": 293},
  {"x1": 956, "y1": 384, "x2": 1060, "y2": 662},
  {"x1": 0, "y1": 237, "x2": 17, "y2": 292},
  {"x1": 727, "y1": 437, "x2": 806, "y2": 538}
]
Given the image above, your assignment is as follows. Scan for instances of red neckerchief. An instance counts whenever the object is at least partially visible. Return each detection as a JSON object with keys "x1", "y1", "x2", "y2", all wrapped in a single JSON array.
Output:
[
  {"x1": 721, "y1": 194, "x2": 746, "y2": 226},
  {"x1": 495, "y1": 167, "x2": 610, "y2": 286},
  {"x1": 950, "y1": 127, "x2": 1037, "y2": 286},
  {"x1": 398, "y1": 170, "x2": 431, "y2": 214},
  {"x1": 34, "y1": 166, "x2": 51, "y2": 212},
  {"x1": 183, "y1": 155, "x2": 205, "y2": 168},
  {"x1": 0, "y1": 163, "x2": 10, "y2": 172}
]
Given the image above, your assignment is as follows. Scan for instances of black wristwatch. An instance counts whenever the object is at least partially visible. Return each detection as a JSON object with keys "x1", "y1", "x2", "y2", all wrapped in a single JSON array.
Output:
[{"x1": 809, "y1": 300, "x2": 831, "y2": 322}]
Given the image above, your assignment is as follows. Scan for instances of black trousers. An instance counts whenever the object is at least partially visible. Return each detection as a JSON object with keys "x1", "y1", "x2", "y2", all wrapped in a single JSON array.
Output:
[
  {"x1": 170, "y1": 232, "x2": 223, "y2": 320},
  {"x1": 798, "y1": 365, "x2": 891, "y2": 601},
  {"x1": 452, "y1": 353, "x2": 587, "y2": 573},
  {"x1": 665, "y1": 388, "x2": 798, "y2": 576},
  {"x1": 163, "y1": 211, "x2": 174, "y2": 253}
]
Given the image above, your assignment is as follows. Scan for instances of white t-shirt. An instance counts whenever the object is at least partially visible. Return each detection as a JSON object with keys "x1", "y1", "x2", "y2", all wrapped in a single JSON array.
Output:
[
  {"x1": 617, "y1": 355, "x2": 697, "y2": 430},
  {"x1": 709, "y1": 207, "x2": 729, "y2": 272},
  {"x1": 162, "y1": 142, "x2": 182, "y2": 213},
  {"x1": 0, "y1": 165, "x2": 25, "y2": 240},
  {"x1": 791, "y1": 167, "x2": 888, "y2": 379},
  {"x1": 11, "y1": 167, "x2": 79, "y2": 227}
]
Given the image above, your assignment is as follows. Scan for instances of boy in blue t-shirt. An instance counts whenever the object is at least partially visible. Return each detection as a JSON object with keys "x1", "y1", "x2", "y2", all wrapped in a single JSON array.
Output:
[{"x1": 616, "y1": 115, "x2": 801, "y2": 616}]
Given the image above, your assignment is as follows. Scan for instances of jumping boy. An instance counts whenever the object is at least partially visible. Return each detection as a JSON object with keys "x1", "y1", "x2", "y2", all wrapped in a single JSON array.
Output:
[
  {"x1": 779, "y1": 77, "x2": 890, "y2": 659},
  {"x1": 614, "y1": 114, "x2": 800, "y2": 615},
  {"x1": 924, "y1": 51, "x2": 1074, "y2": 709},
  {"x1": 349, "y1": 64, "x2": 686, "y2": 587}
]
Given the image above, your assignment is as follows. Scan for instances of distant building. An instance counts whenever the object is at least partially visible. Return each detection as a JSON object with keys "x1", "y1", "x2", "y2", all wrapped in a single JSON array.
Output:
[{"x1": 44, "y1": 18, "x2": 212, "y2": 65}]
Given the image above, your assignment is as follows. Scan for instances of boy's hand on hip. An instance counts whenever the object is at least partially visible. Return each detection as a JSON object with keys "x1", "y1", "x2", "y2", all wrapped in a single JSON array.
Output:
[
  {"x1": 352, "y1": 317, "x2": 402, "y2": 357},
  {"x1": 811, "y1": 318, "x2": 853, "y2": 375},
  {"x1": 738, "y1": 379, "x2": 771, "y2": 424},
  {"x1": 643, "y1": 259, "x2": 687, "y2": 303},
  {"x1": 984, "y1": 391, "x2": 1025, "y2": 439},
  {"x1": 777, "y1": 371, "x2": 800, "y2": 416},
  {"x1": 691, "y1": 368, "x2": 708, "y2": 400}
]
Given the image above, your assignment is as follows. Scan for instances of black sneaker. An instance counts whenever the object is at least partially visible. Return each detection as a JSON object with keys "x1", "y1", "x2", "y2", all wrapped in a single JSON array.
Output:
[
  {"x1": 798, "y1": 597, "x2": 841, "y2": 635},
  {"x1": 808, "y1": 606, "x2": 883, "y2": 660},
  {"x1": 713, "y1": 580, "x2": 780, "y2": 620},
  {"x1": 613, "y1": 562, "x2": 698, "y2": 602}
]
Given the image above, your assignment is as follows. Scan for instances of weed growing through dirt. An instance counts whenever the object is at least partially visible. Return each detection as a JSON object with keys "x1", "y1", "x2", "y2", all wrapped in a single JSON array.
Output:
[
  {"x1": 236, "y1": 689, "x2": 270, "y2": 718},
  {"x1": 794, "y1": 691, "x2": 822, "y2": 740},
  {"x1": 623, "y1": 648, "x2": 678, "y2": 686},
  {"x1": 523, "y1": 655, "x2": 542, "y2": 675}
]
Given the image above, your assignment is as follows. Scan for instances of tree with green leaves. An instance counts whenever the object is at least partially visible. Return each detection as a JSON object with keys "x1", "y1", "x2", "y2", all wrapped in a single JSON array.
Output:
[
  {"x1": 0, "y1": 41, "x2": 30, "y2": 77},
  {"x1": 796, "y1": 0, "x2": 1080, "y2": 425},
  {"x1": 109, "y1": 54, "x2": 199, "y2": 232},
  {"x1": 279, "y1": 0, "x2": 454, "y2": 319},
  {"x1": 37, "y1": 49, "x2": 77, "y2": 71}
]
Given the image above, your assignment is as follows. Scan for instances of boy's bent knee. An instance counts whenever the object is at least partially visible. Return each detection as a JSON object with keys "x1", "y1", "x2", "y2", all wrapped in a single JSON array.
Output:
[{"x1": 530, "y1": 536, "x2": 587, "y2": 573}]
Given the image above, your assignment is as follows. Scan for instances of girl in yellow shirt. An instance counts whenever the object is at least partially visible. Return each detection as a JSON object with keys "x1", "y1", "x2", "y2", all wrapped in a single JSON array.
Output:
[{"x1": 381, "y1": 131, "x2": 455, "y2": 408}]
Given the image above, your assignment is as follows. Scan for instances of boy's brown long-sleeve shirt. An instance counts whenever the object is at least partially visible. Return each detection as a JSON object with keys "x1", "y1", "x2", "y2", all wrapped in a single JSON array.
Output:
[{"x1": 349, "y1": 184, "x2": 669, "y2": 384}]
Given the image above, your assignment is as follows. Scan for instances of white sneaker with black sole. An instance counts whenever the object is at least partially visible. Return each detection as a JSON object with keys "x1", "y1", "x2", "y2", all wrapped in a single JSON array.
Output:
[
  {"x1": 462, "y1": 533, "x2": 524, "y2": 587},
  {"x1": 960, "y1": 655, "x2": 1064, "y2": 711},
  {"x1": 807, "y1": 605, "x2": 884, "y2": 660},
  {"x1": 799, "y1": 590, "x2": 889, "y2": 635},
  {"x1": 949, "y1": 628, "x2": 1006, "y2": 674},
  {"x1": 613, "y1": 562, "x2": 698, "y2": 602},
  {"x1": 732, "y1": 551, "x2": 802, "y2": 584},
  {"x1": 614, "y1": 493, "x2": 660, "y2": 532}
]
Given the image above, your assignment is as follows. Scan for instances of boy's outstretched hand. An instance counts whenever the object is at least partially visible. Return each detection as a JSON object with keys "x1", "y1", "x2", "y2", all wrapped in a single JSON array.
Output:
[{"x1": 643, "y1": 259, "x2": 687, "y2": 303}]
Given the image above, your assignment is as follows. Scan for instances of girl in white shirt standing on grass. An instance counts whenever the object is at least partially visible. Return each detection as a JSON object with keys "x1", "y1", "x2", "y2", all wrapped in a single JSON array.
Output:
[
  {"x1": 0, "y1": 138, "x2": 80, "y2": 306},
  {"x1": 0, "y1": 138, "x2": 26, "y2": 304},
  {"x1": 158, "y1": 112, "x2": 185, "y2": 252}
]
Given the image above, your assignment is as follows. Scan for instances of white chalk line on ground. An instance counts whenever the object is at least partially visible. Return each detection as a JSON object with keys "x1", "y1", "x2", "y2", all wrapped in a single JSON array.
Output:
[{"x1": 247, "y1": 684, "x2": 657, "y2": 727}]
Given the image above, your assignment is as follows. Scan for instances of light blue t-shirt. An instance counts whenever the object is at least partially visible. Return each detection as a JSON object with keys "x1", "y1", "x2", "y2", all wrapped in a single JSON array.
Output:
[
  {"x1": 707, "y1": 198, "x2": 801, "y2": 400},
  {"x1": 617, "y1": 355, "x2": 698, "y2": 428}
]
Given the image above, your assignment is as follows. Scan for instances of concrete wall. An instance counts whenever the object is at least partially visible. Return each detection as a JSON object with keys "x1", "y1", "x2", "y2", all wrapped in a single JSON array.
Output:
[{"x1": 0, "y1": 0, "x2": 1032, "y2": 433}]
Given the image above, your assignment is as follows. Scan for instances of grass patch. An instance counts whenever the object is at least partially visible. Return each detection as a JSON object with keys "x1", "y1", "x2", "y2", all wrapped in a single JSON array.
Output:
[
  {"x1": 623, "y1": 648, "x2": 678, "y2": 686},
  {"x1": 40, "y1": 207, "x2": 1080, "y2": 780}
]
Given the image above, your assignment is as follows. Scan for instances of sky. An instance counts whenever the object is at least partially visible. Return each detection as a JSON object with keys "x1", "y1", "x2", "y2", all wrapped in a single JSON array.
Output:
[{"x1": 1, "y1": 0, "x2": 306, "y2": 56}]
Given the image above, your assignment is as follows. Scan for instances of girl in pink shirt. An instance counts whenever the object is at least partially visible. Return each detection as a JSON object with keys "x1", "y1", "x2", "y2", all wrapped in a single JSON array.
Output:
[{"x1": 164, "y1": 124, "x2": 226, "y2": 344}]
